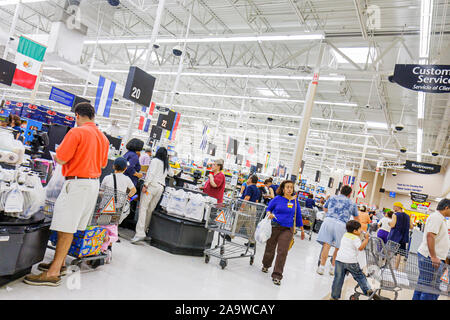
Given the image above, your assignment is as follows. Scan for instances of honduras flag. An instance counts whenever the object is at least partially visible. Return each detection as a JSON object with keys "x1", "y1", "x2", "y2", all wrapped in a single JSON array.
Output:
[{"x1": 94, "y1": 76, "x2": 116, "y2": 118}]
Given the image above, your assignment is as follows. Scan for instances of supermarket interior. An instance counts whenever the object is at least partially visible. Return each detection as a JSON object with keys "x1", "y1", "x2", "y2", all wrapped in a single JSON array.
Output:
[{"x1": 0, "y1": 0, "x2": 449, "y2": 303}]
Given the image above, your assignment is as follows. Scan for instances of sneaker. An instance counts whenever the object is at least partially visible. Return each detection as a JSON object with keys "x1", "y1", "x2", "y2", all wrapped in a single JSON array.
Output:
[
  {"x1": 262, "y1": 267, "x2": 269, "y2": 273},
  {"x1": 272, "y1": 278, "x2": 281, "y2": 286},
  {"x1": 23, "y1": 272, "x2": 61, "y2": 287},
  {"x1": 329, "y1": 268, "x2": 335, "y2": 276},
  {"x1": 131, "y1": 236, "x2": 145, "y2": 243},
  {"x1": 316, "y1": 265, "x2": 325, "y2": 275},
  {"x1": 37, "y1": 263, "x2": 67, "y2": 276}
]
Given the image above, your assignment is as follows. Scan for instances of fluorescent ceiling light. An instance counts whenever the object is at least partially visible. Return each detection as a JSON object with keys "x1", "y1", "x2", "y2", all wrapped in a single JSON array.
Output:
[
  {"x1": 332, "y1": 47, "x2": 377, "y2": 64},
  {"x1": 366, "y1": 121, "x2": 388, "y2": 129},
  {"x1": 419, "y1": 0, "x2": 434, "y2": 58},
  {"x1": 0, "y1": 0, "x2": 46, "y2": 5},
  {"x1": 417, "y1": 128, "x2": 423, "y2": 162},
  {"x1": 84, "y1": 33, "x2": 325, "y2": 46}
]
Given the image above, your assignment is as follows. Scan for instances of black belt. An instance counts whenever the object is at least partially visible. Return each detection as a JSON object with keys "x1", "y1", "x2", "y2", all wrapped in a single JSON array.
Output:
[{"x1": 65, "y1": 176, "x2": 99, "y2": 180}]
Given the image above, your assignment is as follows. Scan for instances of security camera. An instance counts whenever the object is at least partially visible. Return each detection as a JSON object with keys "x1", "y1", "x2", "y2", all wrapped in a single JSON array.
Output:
[
  {"x1": 365, "y1": 105, "x2": 371, "y2": 109},
  {"x1": 392, "y1": 171, "x2": 398, "y2": 177},
  {"x1": 400, "y1": 147, "x2": 407, "y2": 153},
  {"x1": 288, "y1": 132, "x2": 294, "y2": 136},
  {"x1": 267, "y1": 117, "x2": 273, "y2": 122},
  {"x1": 431, "y1": 150, "x2": 439, "y2": 156},
  {"x1": 394, "y1": 123, "x2": 404, "y2": 131},
  {"x1": 153, "y1": 43, "x2": 160, "y2": 49},
  {"x1": 113, "y1": 98, "x2": 119, "y2": 102},
  {"x1": 172, "y1": 45, "x2": 183, "y2": 57}
]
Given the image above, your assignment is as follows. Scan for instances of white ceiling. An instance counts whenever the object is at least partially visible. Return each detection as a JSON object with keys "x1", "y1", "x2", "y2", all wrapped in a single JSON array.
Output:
[{"x1": 0, "y1": 0, "x2": 449, "y2": 177}]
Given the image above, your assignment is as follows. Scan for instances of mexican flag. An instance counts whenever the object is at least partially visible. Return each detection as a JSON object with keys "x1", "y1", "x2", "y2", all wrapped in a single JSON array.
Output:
[{"x1": 12, "y1": 36, "x2": 47, "y2": 90}]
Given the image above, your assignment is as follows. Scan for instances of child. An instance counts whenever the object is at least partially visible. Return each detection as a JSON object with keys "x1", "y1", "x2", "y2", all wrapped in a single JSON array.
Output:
[
  {"x1": 100, "y1": 157, "x2": 137, "y2": 262},
  {"x1": 330, "y1": 220, "x2": 381, "y2": 300}
]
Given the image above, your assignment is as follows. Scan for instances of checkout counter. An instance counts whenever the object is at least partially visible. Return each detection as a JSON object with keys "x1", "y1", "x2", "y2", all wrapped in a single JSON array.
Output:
[{"x1": 145, "y1": 172, "x2": 215, "y2": 256}]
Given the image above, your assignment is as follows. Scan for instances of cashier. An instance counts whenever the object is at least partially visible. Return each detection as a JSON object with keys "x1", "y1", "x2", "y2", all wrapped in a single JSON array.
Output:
[{"x1": 202, "y1": 159, "x2": 226, "y2": 204}]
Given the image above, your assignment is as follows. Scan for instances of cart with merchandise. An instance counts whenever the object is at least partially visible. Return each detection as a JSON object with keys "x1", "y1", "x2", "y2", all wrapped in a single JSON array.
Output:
[
  {"x1": 43, "y1": 186, "x2": 129, "y2": 270},
  {"x1": 350, "y1": 236, "x2": 450, "y2": 300},
  {"x1": 300, "y1": 207, "x2": 315, "y2": 241},
  {"x1": 203, "y1": 198, "x2": 266, "y2": 269}
]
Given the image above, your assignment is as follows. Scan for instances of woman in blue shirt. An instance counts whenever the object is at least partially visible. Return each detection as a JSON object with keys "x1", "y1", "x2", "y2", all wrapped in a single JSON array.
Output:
[
  {"x1": 123, "y1": 138, "x2": 144, "y2": 187},
  {"x1": 262, "y1": 180, "x2": 305, "y2": 285}
]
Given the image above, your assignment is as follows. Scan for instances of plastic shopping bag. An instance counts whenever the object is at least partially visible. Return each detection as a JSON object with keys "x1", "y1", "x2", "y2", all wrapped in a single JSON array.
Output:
[
  {"x1": 45, "y1": 164, "x2": 65, "y2": 201},
  {"x1": 4, "y1": 184, "x2": 24, "y2": 215},
  {"x1": 184, "y1": 193, "x2": 206, "y2": 222},
  {"x1": 21, "y1": 174, "x2": 46, "y2": 219},
  {"x1": 255, "y1": 217, "x2": 272, "y2": 244}
]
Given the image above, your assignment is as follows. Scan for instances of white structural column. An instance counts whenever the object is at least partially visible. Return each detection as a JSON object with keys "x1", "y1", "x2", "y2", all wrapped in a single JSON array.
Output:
[
  {"x1": 290, "y1": 42, "x2": 325, "y2": 181},
  {"x1": 124, "y1": 0, "x2": 166, "y2": 147},
  {"x1": 353, "y1": 134, "x2": 369, "y2": 201},
  {"x1": 2, "y1": 1, "x2": 21, "y2": 60},
  {"x1": 369, "y1": 165, "x2": 380, "y2": 206}
]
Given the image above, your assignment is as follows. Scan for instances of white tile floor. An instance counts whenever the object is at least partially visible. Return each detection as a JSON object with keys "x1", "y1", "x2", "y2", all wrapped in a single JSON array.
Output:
[{"x1": 0, "y1": 230, "x2": 447, "y2": 300}]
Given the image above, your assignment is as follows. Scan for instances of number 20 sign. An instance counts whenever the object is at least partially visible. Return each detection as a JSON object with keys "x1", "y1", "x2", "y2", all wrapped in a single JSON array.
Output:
[{"x1": 123, "y1": 66, "x2": 156, "y2": 107}]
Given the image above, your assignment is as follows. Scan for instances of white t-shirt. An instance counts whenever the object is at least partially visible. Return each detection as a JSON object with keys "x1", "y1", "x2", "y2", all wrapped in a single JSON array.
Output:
[
  {"x1": 378, "y1": 217, "x2": 392, "y2": 232},
  {"x1": 101, "y1": 172, "x2": 135, "y2": 195},
  {"x1": 144, "y1": 158, "x2": 173, "y2": 188},
  {"x1": 336, "y1": 232, "x2": 362, "y2": 264},
  {"x1": 418, "y1": 211, "x2": 450, "y2": 261}
]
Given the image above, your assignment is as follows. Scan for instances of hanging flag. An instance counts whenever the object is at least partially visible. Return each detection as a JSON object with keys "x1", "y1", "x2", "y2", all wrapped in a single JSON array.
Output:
[
  {"x1": 343, "y1": 175, "x2": 356, "y2": 186},
  {"x1": 138, "y1": 101, "x2": 155, "y2": 132},
  {"x1": 245, "y1": 160, "x2": 251, "y2": 168},
  {"x1": 200, "y1": 125, "x2": 208, "y2": 151},
  {"x1": 12, "y1": 36, "x2": 47, "y2": 90},
  {"x1": 94, "y1": 75, "x2": 116, "y2": 118},
  {"x1": 248, "y1": 146, "x2": 255, "y2": 154},
  {"x1": 167, "y1": 112, "x2": 181, "y2": 141},
  {"x1": 264, "y1": 153, "x2": 271, "y2": 170},
  {"x1": 357, "y1": 182, "x2": 368, "y2": 198}
]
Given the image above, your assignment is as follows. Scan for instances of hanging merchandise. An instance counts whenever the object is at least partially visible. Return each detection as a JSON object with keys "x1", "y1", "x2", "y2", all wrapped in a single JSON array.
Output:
[
  {"x1": 95, "y1": 75, "x2": 116, "y2": 118},
  {"x1": 12, "y1": 36, "x2": 47, "y2": 90}
]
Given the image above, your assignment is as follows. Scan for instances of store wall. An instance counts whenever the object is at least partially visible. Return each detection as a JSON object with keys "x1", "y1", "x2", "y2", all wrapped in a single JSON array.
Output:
[
  {"x1": 378, "y1": 192, "x2": 439, "y2": 212},
  {"x1": 383, "y1": 169, "x2": 446, "y2": 198},
  {"x1": 352, "y1": 170, "x2": 385, "y2": 207},
  {"x1": 442, "y1": 164, "x2": 450, "y2": 198}
]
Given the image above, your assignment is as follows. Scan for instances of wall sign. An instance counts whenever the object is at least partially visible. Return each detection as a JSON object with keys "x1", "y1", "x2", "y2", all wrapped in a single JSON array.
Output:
[
  {"x1": 49, "y1": 87, "x2": 75, "y2": 107},
  {"x1": 410, "y1": 192, "x2": 428, "y2": 203},
  {"x1": 123, "y1": 66, "x2": 156, "y2": 107},
  {"x1": 391, "y1": 64, "x2": 450, "y2": 93},
  {"x1": 404, "y1": 160, "x2": 441, "y2": 174},
  {"x1": 389, "y1": 191, "x2": 396, "y2": 198}
]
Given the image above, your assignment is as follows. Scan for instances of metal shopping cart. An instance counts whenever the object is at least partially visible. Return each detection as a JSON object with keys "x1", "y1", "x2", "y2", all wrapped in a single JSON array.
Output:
[
  {"x1": 300, "y1": 207, "x2": 316, "y2": 241},
  {"x1": 43, "y1": 186, "x2": 129, "y2": 269},
  {"x1": 203, "y1": 198, "x2": 266, "y2": 269},
  {"x1": 350, "y1": 237, "x2": 450, "y2": 300}
]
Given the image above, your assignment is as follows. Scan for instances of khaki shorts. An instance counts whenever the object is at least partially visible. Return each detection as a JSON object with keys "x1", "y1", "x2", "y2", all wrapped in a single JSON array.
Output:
[{"x1": 50, "y1": 179, "x2": 100, "y2": 234}]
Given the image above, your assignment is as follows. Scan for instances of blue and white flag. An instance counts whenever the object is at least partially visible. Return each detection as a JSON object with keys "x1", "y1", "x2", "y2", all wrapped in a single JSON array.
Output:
[
  {"x1": 94, "y1": 75, "x2": 116, "y2": 118},
  {"x1": 200, "y1": 125, "x2": 208, "y2": 151}
]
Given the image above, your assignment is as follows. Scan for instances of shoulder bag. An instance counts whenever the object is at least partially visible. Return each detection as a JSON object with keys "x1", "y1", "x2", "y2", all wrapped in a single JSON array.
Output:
[{"x1": 288, "y1": 198, "x2": 297, "y2": 251}]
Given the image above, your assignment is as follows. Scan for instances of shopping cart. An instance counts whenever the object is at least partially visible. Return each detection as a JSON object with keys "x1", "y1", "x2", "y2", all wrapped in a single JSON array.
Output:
[
  {"x1": 300, "y1": 207, "x2": 315, "y2": 241},
  {"x1": 204, "y1": 199, "x2": 266, "y2": 269},
  {"x1": 43, "y1": 186, "x2": 129, "y2": 270},
  {"x1": 350, "y1": 237, "x2": 450, "y2": 300}
]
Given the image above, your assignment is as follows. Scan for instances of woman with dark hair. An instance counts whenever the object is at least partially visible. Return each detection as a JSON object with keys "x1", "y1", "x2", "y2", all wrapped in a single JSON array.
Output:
[
  {"x1": 131, "y1": 147, "x2": 173, "y2": 243},
  {"x1": 262, "y1": 180, "x2": 305, "y2": 285},
  {"x1": 123, "y1": 138, "x2": 144, "y2": 187},
  {"x1": 8, "y1": 114, "x2": 23, "y2": 141}
]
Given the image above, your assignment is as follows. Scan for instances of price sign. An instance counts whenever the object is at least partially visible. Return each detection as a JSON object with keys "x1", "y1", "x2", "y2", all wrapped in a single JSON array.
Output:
[{"x1": 123, "y1": 66, "x2": 156, "y2": 107}]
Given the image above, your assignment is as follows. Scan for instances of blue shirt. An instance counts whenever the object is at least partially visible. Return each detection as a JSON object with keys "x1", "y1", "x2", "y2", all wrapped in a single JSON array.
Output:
[
  {"x1": 123, "y1": 151, "x2": 141, "y2": 186},
  {"x1": 243, "y1": 184, "x2": 261, "y2": 203},
  {"x1": 324, "y1": 195, "x2": 358, "y2": 223},
  {"x1": 270, "y1": 184, "x2": 279, "y2": 195},
  {"x1": 266, "y1": 195, "x2": 303, "y2": 228},
  {"x1": 240, "y1": 182, "x2": 248, "y2": 199},
  {"x1": 305, "y1": 198, "x2": 315, "y2": 208},
  {"x1": 387, "y1": 211, "x2": 410, "y2": 244}
]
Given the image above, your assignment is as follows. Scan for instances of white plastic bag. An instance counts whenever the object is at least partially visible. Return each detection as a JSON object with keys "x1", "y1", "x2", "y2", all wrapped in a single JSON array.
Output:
[
  {"x1": 184, "y1": 193, "x2": 206, "y2": 222},
  {"x1": 4, "y1": 184, "x2": 24, "y2": 214},
  {"x1": 45, "y1": 164, "x2": 65, "y2": 201},
  {"x1": 160, "y1": 187, "x2": 175, "y2": 209},
  {"x1": 255, "y1": 217, "x2": 272, "y2": 244},
  {"x1": 166, "y1": 189, "x2": 188, "y2": 216},
  {"x1": 20, "y1": 174, "x2": 46, "y2": 219}
]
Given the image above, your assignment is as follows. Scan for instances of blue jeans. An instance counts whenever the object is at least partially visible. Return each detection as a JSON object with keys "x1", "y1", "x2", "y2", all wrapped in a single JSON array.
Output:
[
  {"x1": 412, "y1": 253, "x2": 444, "y2": 300},
  {"x1": 331, "y1": 261, "x2": 371, "y2": 299}
]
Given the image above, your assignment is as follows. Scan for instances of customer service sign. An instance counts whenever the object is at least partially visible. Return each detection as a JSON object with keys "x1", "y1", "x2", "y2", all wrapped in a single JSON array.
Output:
[{"x1": 391, "y1": 64, "x2": 450, "y2": 93}]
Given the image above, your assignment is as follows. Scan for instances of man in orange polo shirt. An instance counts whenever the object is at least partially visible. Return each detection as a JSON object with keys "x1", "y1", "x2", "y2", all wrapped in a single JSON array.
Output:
[{"x1": 24, "y1": 102, "x2": 109, "y2": 287}]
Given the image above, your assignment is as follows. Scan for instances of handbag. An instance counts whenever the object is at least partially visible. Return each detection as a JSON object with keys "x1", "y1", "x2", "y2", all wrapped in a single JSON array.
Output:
[{"x1": 288, "y1": 198, "x2": 297, "y2": 251}]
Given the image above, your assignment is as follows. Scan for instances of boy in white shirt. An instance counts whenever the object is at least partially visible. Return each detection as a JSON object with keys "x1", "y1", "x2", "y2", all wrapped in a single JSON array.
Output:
[
  {"x1": 330, "y1": 220, "x2": 381, "y2": 300},
  {"x1": 99, "y1": 157, "x2": 136, "y2": 258}
]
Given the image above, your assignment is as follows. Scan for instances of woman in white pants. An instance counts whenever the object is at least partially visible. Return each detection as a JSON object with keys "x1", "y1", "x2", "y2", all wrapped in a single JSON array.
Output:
[{"x1": 131, "y1": 147, "x2": 173, "y2": 243}]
